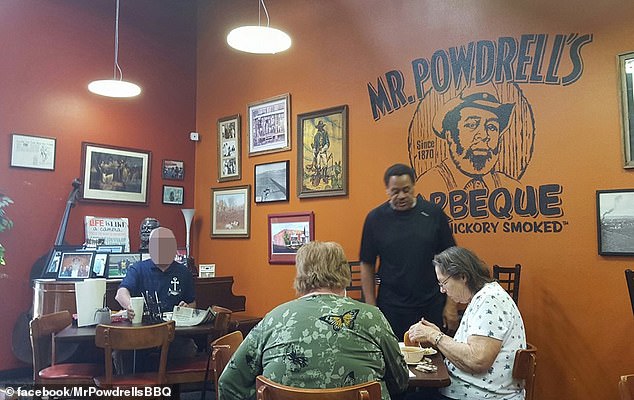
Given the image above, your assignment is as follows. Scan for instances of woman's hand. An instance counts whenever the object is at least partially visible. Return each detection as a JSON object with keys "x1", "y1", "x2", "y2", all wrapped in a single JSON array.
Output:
[{"x1": 407, "y1": 319, "x2": 441, "y2": 346}]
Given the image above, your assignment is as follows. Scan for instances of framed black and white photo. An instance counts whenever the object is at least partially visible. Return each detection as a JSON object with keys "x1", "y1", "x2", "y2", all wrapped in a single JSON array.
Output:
[
  {"x1": 619, "y1": 52, "x2": 634, "y2": 168},
  {"x1": 10, "y1": 133, "x2": 56, "y2": 171},
  {"x1": 81, "y1": 142, "x2": 151, "y2": 204},
  {"x1": 597, "y1": 189, "x2": 634, "y2": 255},
  {"x1": 162, "y1": 160, "x2": 184, "y2": 180},
  {"x1": 218, "y1": 114, "x2": 241, "y2": 182},
  {"x1": 248, "y1": 94, "x2": 291, "y2": 156},
  {"x1": 255, "y1": 160, "x2": 289, "y2": 203},
  {"x1": 162, "y1": 185, "x2": 184, "y2": 205}
]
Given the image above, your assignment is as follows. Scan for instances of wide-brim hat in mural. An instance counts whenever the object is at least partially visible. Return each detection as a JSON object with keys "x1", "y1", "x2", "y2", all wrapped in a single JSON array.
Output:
[
  {"x1": 315, "y1": 120, "x2": 326, "y2": 129},
  {"x1": 432, "y1": 83, "x2": 515, "y2": 139}
]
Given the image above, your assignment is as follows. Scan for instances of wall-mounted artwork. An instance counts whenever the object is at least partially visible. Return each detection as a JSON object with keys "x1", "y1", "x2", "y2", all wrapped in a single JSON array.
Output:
[
  {"x1": 162, "y1": 185, "x2": 184, "y2": 205},
  {"x1": 81, "y1": 142, "x2": 151, "y2": 204},
  {"x1": 10, "y1": 133, "x2": 56, "y2": 171},
  {"x1": 268, "y1": 212, "x2": 314, "y2": 264},
  {"x1": 254, "y1": 160, "x2": 289, "y2": 203},
  {"x1": 162, "y1": 159, "x2": 184, "y2": 180},
  {"x1": 597, "y1": 189, "x2": 634, "y2": 255},
  {"x1": 620, "y1": 52, "x2": 634, "y2": 168},
  {"x1": 211, "y1": 185, "x2": 250, "y2": 238},
  {"x1": 297, "y1": 105, "x2": 348, "y2": 198},
  {"x1": 248, "y1": 94, "x2": 291, "y2": 156},
  {"x1": 217, "y1": 114, "x2": 241, "y2": 181}
]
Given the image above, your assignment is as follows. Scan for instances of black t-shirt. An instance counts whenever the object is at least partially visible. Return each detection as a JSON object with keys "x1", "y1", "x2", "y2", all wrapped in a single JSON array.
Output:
[{"x1": 359, "y1": 194, "x2": 455, "y2": 308}]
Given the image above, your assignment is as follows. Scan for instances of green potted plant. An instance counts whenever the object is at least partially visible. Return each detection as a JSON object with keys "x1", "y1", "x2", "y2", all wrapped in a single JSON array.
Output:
[{"x1": 0, "y1": 193, "x2": 14, "y2": 268}]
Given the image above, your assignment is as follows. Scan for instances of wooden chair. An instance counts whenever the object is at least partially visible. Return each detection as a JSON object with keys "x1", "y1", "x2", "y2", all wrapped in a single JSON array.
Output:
[
  {"x1": 346, "y1": 261, "x2": 380, "y2": 303},
  {"x1": 93, "y1": 320, "x2": 175, "y2": 388},
  {"x1": 625, "y1": 269, "x2": 634, "y2": 316},
  {"x1": 255, "y1": 375, "x2": 381, "y2": 400},
  {"x1": 30, "y1": 310, "x2": 102, "y2": 386},
  {"x1": 513, "y1": 343, "x2": 537, "y2": 400},
  {"x1": 493, "y1": 264, "x2": 522, "y2": 304},
  {"x1": 619, "y1": 374, "x2": 634, "y2": 400}
]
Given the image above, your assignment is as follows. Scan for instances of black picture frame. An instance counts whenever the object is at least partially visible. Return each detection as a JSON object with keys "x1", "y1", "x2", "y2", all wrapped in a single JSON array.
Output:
[
  {"x1": 57, "y1": 252, "x2": 94, "y2": 280},
  {"x1": 597, "y1": 189, "x2": 634, "y2": 255},
  {"x1": 162, "y1": 159, "x2": 185, "y2": 180},
  {"x1": 106, "y1": 253, "x2": 141, "y2": 279},
  {"x1": 40, "y1": 245, "x2": 88, "y2": 279},
  {"x1": 162, "y1": 185, "x2": 184, "y2": 205},
  {"x1": 91, "y1": 253, "x2": 109, "y2": 278},
  {"x1": 254, "y1": 160, "x2": 289, "y2": 203}
]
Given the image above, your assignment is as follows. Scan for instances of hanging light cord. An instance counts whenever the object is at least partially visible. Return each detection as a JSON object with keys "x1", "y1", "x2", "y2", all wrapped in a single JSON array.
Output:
[
  {"x1": 258, "y1": 0, "x2": 271, "y2": 28},
  {"x1": 113, "y1": 0, "x2": 123, "y2": 81}
]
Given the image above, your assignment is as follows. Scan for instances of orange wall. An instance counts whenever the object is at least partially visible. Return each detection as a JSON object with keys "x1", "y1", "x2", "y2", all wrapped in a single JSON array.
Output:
[
  {"x1": 195, "y1": 1, "x2": 634, "y2": 399},
  {"x1": 0, "y1": 1, "x2": 197, "y2": 370}
]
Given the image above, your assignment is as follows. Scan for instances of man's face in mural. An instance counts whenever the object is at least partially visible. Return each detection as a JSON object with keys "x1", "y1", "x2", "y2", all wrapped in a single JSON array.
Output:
[
  {"x1": 386, "y1": 174, "x2": 416, "y2": 211},
  {"x1": 447, "y1": 107, "x2": 501, "y2": 176}
]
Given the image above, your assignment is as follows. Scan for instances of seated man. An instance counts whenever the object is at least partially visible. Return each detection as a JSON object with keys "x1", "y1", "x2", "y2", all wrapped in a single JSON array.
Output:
[{"x1": 114, "y1": 227, "x2": 197, "y2": 373}]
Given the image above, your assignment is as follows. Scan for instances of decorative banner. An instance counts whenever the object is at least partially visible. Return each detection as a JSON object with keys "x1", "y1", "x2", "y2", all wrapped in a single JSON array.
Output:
[{"x1": 84, "y1": 216, "x2": 130, "y2": 252}]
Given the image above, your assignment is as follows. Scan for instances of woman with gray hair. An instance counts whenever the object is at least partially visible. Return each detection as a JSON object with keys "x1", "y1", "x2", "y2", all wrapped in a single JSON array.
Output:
[
  {"x1": 407, "y1": 246, "x2": 527, "y2": 400},
  {"x1": 219, "y1": 241, "x2": 408, "y2": 400}
]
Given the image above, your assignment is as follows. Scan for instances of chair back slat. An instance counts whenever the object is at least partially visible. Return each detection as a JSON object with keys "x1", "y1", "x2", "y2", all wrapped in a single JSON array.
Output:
[
  {"x1": 619, "y1": 374, "x2": 634, "y2": 400},
  {"x1": 493, "y1": 264, "x2": 522, "y2": 304},
  {"x1": 255, "y1": 375, "x2": 381, "y2": 400},
  {"x1": 512, "y1": 343, "x2": 537, "y2": 400},
  {"x1": 212, "y1": 305, "x2": 233, "y2": 335}
]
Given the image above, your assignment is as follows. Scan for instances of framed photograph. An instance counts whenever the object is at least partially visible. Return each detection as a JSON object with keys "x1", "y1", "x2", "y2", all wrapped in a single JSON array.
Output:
[
  {"x1": 597, "y1": 189, "x2": 634, "y2": 255},
  {"x1": 248, "y1": 93, "x2": 291, "y2": 156},
  {"x1": 255, "y1": 160, "x2": 289, "y2": 203},
  {"x1": 217, "y1": 114, "x2": 241, "y2": 182},
  {"x1": 57, "y1": 252, "x2": 94, "y2": 280},
  {"x1": 211, "y1": 185, "x2": 250, "y2": 238},
  {"x1": 106, "y1": 253, "x2": 141, "y2": 279},
  {"x1": 162, "y1": 160, "x2": 184, "y2": 180},
  {"x1": 40, "y1": 245, "x2": 87, "y2": 278},
  {"x1": 96, "y1": 245, "x2": 124, "y2": 253},
  {"x1": 81, "y1": 142, "x2": 151, "y2": 204},
  {"x1": 10, "y1": 133, "x2": 56, "y2": 170},
  {"x1": 91, "y1": 253, "x2": 109, "y2": 278},
  {"x1": 162, "y1": 185, "x2": 184, "y2": 205},
  {"x1": 297, "y1": 105, "x2": 349, "y2": 198},
  {"x1": 620, "y1": 52, "x2": 634, "y2": 168},
  {"x1": 268, "y1": 212, "x2": 315, "y2": 264}
]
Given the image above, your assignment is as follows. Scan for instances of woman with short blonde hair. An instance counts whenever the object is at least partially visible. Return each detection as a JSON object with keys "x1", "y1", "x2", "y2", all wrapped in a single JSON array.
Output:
[{"x1": 293, "y1": 241, "x2": 351, "y2": 295}]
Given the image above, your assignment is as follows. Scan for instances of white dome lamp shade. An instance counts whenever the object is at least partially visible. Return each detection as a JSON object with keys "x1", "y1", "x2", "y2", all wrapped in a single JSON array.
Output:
[
  {"x1": 227, "y1": 0, "x2": 291, "y2": 54},
  {"x1": 88, "y1": 0, "x2": 141, "y2": 98}
]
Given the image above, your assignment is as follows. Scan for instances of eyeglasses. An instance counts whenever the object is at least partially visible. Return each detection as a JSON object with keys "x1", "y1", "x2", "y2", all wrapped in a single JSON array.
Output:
[{"x1": 438, "y1": 274, "x2": 456, "y2": 288}]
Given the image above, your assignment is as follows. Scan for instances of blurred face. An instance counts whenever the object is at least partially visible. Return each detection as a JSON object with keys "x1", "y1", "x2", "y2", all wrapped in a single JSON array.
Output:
[
  {"x1": 448, "y1": 107, "x2": 501, "y2": 176},
  {"x1": 149, "y1": 227, "x2": 177, "y2": 268},
  {"x1": 386, "y1": 174, "x2": 416, "y2": 211}
]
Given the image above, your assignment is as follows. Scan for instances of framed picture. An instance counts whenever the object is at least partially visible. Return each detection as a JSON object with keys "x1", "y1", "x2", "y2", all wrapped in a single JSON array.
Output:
[
  {"x1": 255, "y1": 160, "x2": 289, "y2": 203},
  {"x1": 10, "y1": 133, "x2": 56, "y2": 170},
  {"x1": 211, "y1": 185, "x2": 250, "y2": 238},
  {"x1": 96, "y1": 245, "x2": 124, "y2": 253},
  {"x1": 620, "y1": 52, "x2": 634, "y2": 168},
  {"x1": 57, "y1": 252, "x2": 94, "y2": 280},
  {"x1": 40, "y1": 245, "x2": 87, "y2": 278},
  {"x1": 162, "y1": 160, "x2": 184, "y2": 180},
  {"x1": 297, "y1": 105, "x2": 349, "y2": 198},
  {"x1": 162, "y1": 185, "x2": 184, "y2": 205},
  {"x1": 247, "y1": 93, "x2": 291, "y2": 156},
  {"x1": 268, "y1": 212, "x2": 315, "y2": 264},
  {"x1": 217, "y1": 114, "x2": 241, "y2": 182},
  {"x1": 597, "y1": 189, "x2": 634, "y2": 255},
  {"x1": 106, "y1": 253, "x2": 141, "y2": 279},
  {"x1": 81, "y1": 142, "x2": 151, "y2": 204},
  {"x1": 91, "y1": 253, "x2": 109, "y2": 278}
]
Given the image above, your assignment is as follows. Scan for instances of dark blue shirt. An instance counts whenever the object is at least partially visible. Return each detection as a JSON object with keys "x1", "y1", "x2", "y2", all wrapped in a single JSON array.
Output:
[{"x1": 119, "y1": 259, "x2": 195, "y2": 313}]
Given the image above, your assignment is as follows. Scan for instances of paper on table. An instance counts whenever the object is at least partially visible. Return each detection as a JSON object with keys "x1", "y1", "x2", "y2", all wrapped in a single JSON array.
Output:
[
  {"x1": 409, "y1": 370, "x2": 416, "y2": 378},
  {"x1": 75, "y1": 278, "x2": 106, "y2": 327}
]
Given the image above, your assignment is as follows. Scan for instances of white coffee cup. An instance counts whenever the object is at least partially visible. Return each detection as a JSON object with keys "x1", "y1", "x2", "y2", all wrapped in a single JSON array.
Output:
[{"x1": 130, "y1": 297, "x2": 144, "y2": 324}]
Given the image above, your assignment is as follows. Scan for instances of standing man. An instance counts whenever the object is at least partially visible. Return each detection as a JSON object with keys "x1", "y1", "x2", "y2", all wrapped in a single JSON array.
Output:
[{"x1": 359, "y1": 163, "x2": 458, "y2": 340}]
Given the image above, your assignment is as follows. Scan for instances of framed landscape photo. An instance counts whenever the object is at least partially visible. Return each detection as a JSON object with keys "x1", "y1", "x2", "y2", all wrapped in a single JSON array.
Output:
[
  {"x1": 268, "y1": 212, "x2": 315, "y2": 264},
  {"x1": 619, "y1": 52, "x2": 634, "y2": 168},
  {"x1": 248, "y1": 93, "x2": 291, "y2": 156},
  {"x1": 106, "y1": 253, "x2": 141, "y2": 279},
  {"x1": 10, "y1": 133, "x2": 56, "y2": 171},
  {"x1": 162, "y1": 185, "x2": 184, "y2": 205},
  {"x1": 254, "y1": 160, "x2": 289, "y2": 203},
  {"x1": 211, "y1": 185, "x2": 250, "y2": 238},
  {"x1": 217, "y1": 114, "x2": 241, "y2": 182},
  {"x1": 597, "y1": 189, "x2": 634, "y2": 255},
  {"x1": 57, "y1": 252, "x2": 94, "y2": 280},
  {"x1": 162, "y1": 160, "x2": 184, "y2": 180},
  {"x1": 297, "y1": 105, "x2": 348, "y2": 198},
  {"x1": 81, "y1": 142, "x2": 151, "y2": 204}
]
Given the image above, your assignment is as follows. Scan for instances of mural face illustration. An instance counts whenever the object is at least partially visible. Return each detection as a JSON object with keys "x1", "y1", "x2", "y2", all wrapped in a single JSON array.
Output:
[
  {"x1": 386, "y1": 174, "x2": 416, "y2": 211},
  {"x1": 447, "y1": 106, "x2": 501, "y2": 177}
]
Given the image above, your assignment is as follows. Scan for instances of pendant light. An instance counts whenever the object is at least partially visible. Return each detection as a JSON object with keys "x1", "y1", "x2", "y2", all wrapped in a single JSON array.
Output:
[
  {"x1": 88, "y1": 0, "x2": 141, "y2": 98},
  {"x1": 227, "y1": 0, "x2": 291, "y2": 54}
]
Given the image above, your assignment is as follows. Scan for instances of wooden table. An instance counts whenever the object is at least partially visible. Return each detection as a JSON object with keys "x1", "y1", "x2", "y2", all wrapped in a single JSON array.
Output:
[{"x1": 407, "y1": 353, "x2": 451, "y2": 388}]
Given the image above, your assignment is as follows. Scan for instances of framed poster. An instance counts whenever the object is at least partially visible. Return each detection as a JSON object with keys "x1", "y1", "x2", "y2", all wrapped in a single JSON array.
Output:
[
  {"x1": 254, "y1": 160, "x2": 289, "y2": 203},
  {"x1": 106, "y1": 253, "x2": 141, "y2": 279},
  {"x1": 162, "y1": 160, "x2": 184, "y2": 180},
  {"x1": 10, "y1": 133, "x2": 56, "y2": 170},
  {"x1": 211, "y1": 185, "x2": 250, "y2": 238},
  {"x1": 81, "y1": 143, "x2": 151, "y2": 204},
  {"x1": 619, "y1": 52, "x2": 634, "y2": 168},
  {"x1": 247, "y1": 93, "x2": 291, "y2": 156},
  {"x1": 217, "y1": 114, "x2": 241, "y2": 182},
  {"x1": 597, "y1": 189, "x2": 634, "y2": 255},
  {"x1": 162, "y1": 185, "x2": 184, "y2": 205},
  {"x1": 57, "y1": 252, "x2": 94, "y2": 280},
  {"x1": 268, "y1": 212, "x2": 315, "y2": 264},
  {"x1": 297, "y1": 105, "x2": 348, "y2": 198}
]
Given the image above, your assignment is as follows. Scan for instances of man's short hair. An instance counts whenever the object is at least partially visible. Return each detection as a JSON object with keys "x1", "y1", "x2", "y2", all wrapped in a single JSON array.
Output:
[{"x1": 383, "y1": 163, "x2": 416, "y2": 186}]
